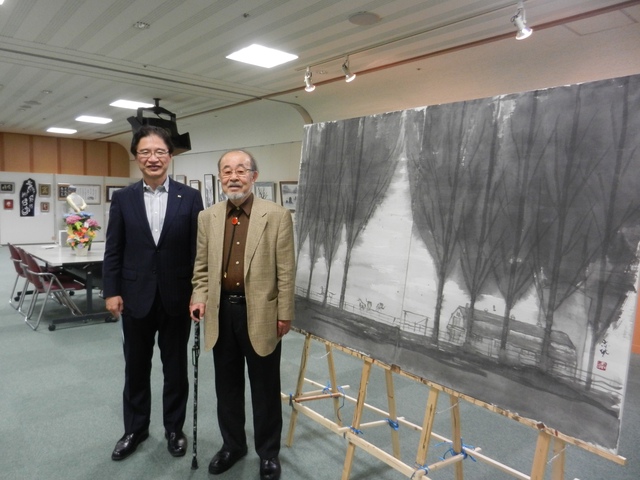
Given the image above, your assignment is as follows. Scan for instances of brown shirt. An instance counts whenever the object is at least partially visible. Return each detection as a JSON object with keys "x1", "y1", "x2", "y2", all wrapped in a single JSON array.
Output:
[{"x1": 221, "y1": 194, "x2": 253, "y2": 293}]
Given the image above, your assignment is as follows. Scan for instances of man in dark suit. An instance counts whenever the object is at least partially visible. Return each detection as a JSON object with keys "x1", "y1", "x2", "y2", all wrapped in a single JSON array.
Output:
[{"x1": 103, "y1": 125, "x2": 203, "y2": 461}]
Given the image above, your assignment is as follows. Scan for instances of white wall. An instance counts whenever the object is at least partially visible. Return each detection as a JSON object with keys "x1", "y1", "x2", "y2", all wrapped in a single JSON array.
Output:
[
  {"x1": 127, "y1": 100, "x2": 305, "y2": 206},
  {"x1": 0, "y1": 173, "x2": 132, "y2": 245}
]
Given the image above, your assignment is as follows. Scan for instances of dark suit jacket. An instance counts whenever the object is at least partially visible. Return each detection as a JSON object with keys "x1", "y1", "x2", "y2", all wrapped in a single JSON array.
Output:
[{"x1": 103, "y1": 178, "x2": 203, "y2": 318}]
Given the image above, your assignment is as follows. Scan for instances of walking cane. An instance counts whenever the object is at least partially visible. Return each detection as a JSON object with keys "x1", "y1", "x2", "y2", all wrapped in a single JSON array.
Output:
[{"x1": 191, "y1": 309, "x2": 201, "y2": 470}]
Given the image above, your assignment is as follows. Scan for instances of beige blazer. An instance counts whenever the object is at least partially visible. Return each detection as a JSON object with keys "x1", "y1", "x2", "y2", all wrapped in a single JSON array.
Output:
[{"x1": 191, "y1": 197, "x2": 296, "y2": 356}]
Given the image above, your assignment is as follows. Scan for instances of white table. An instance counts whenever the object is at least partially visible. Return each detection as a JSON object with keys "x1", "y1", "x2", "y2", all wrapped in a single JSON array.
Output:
[{"x1": 18, "y1": 243, "x2": 115, "y2": 330}]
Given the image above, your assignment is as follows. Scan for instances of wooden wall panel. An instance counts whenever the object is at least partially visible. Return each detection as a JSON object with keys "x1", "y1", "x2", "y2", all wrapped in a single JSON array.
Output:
[
  {"x1": 2, "y1": 133, "x2": 31, "y2": 171},
  {"x1": 109, "y1": 143, "x2": 130, "y2": 177},
  {"x1": 85, "y1": 141, "x2": 108, "y2": 176},
  {"x1": 32, "y1": 136, "x2": 58, "y2": 172},
  {"x1": 0, "y1": 132, "x2": 129, "y2": 177},
  {"x1": 59, "y1": 138, "x2": 84, "y2": 174}
]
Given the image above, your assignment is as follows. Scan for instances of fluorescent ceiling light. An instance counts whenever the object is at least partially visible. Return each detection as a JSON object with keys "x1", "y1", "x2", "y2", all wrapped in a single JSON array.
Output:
[
  {"x1": 226, "y1": 44, "x2": 298, "y2": 68},
  {"x1": 76, "y1": 115, "x2": 112, "y2": 124},
  {"x1": 110, "y1": 99, "x2": 154, "y2": 109},
  {"x1": 47, "y1": 127, "x2": 77, "y2": 134}
]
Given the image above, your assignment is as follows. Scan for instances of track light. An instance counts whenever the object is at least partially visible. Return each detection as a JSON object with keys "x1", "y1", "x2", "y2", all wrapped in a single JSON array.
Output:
[
  {"x1": 511, "y1": 1, "x2": 533, "y2": 40},
  {"x1": 341, "y1": 57, "x2": 356, "y2": 83},
  {"x1": 304, "y1": 67, "x2": 315, "y2": 92}
]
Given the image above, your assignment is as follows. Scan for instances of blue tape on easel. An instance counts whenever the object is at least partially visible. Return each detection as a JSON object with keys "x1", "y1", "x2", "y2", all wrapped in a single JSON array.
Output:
[
  {"x1": 437, "y1": 440, "x2": 477, "y2": 462},
  {"x1": 411, "y1": 464, "x2": 429, "y2": 478},
  {"x1": 386, "y1": 418, "x2": 399, "y2": 430}
]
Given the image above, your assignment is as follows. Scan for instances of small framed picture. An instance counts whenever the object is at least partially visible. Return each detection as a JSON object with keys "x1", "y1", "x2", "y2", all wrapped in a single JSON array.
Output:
[
  {"x1": 189, "y1": 179, "x2": 201, "y2": 191},
  {"x1": 1, "y1": 181, "x2": 16, "y2": 193},
  {"x1": 175, "y1": 174, "x2": 187, "y2": 184},
  {"x1": 254, "y1": 182, "x2": 276, "y2": 202},
  {"x1": 204, "y1": 174, "x2": 215, "y2": 207},
  {"x1": 57, "y1": 183, "x2": 70, "y2": 200},
  {"x1": 106, "y1": 185, "x2": 124, "y2": 202},
  {"x1": 3, "y1": 198, "x2": 13, "y2": 210},
  {"x1": 40, "y1": 201, "x2": 50, "y2": 212},
  {"x1": 39, "y1": 183, "x2": 51, "y2": 197},
  {"x1": 280, "y1": 181, "x2": 298, "y2": 211},
  {"x1": 217, "y1": 178, "x2": 227, "y2": 202}
]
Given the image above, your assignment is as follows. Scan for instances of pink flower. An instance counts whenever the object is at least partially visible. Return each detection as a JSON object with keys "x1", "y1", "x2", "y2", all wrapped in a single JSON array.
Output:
[
  {"x1": 87, "y1": 219, "x2": 99, "y2": 228},
  {"x1": 66, "y1": 215, "x2": 81, "y2": 224}
]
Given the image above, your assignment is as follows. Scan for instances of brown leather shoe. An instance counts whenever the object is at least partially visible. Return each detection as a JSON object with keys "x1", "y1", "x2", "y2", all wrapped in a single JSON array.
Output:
[
  {"x1": 165, "y1": 431, "x2": 187, "y2": 457},
  {"x1": 260, "y1": 457, "x2": 281, "y2": 480},
  {"x1": 208, "y1": 448, "x2": 248, "y2": 474},
  {"x1": 111, "y1": 430, "x2": 149, "y2": 461}
]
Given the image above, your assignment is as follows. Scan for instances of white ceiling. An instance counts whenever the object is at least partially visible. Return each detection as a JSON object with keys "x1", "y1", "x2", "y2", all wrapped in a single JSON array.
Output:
[{"x1": 0, "y1": 0, "x2": 638, "y2": 144}]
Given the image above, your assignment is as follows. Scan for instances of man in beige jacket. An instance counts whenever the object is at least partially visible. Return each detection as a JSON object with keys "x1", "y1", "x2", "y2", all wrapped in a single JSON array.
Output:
[{"x1": 190, "y1": 150, "x2": 295, "y2": 480}]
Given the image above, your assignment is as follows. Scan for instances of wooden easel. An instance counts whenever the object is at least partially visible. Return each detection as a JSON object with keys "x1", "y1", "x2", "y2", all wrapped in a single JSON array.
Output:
[{"x1": 284, "y1": 331, "x2": 626, "y2": 480}]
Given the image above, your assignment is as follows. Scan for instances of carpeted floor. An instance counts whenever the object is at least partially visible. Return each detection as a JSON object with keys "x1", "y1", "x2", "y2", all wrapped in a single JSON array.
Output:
[{"x1": 0, "y1": 245, "x2": 638, "y2": 480}]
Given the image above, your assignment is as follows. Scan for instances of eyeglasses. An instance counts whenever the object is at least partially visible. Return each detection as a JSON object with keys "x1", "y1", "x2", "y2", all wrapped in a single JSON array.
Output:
[
  {"x1": 220, "y1": 167, "x2": 254, "y2": 179},
  {"x1": 137, "y1": 149, "x2": 170, "y2": 159}
]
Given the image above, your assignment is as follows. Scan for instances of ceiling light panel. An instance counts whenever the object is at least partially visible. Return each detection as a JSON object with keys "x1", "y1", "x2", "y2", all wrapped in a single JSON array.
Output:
[
  {"x1": 76, "y1": 115, "x2": 112, "y2": 124},
  {"x1": 110, "y1": 99, "x2": 154, "y2": 109},
  {"x1": 226, "y1": 44, "x2": 298, "y2": 68}
]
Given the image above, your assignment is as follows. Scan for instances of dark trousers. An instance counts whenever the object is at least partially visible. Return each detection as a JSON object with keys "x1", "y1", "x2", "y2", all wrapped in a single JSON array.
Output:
[
  {"x1": 213, "y1": 297, "x2": 282, "y2": 459},
  {"x1": 121, "y1": 291, "x2": 191, "y2": 434}
]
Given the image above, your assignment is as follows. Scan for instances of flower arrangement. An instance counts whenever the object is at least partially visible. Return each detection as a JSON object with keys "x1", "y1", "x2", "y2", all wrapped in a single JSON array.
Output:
[{"x1": 64, "y1": 212, "x2": 101, "y2": 250}]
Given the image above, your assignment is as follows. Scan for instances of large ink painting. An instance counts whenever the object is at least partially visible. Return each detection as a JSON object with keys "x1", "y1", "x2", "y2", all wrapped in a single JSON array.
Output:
[{"x1": 294, "y1": 74, "x2": 640, "y2": 452}]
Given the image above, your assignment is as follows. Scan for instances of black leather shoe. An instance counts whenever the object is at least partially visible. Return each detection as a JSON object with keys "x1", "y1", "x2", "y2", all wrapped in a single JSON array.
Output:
[
  {"x1": 260, "y1": 457, "x2": 281, "y2": 480},
  {"x1": 165, "y1": 431, "x2": 187, "y2": 457},
  {"x1": 208, "y1": 448, "x2": 248, "y2": 475},
  {"x1": 111, "y1": 430, "x2": 149, "y2": 461}
]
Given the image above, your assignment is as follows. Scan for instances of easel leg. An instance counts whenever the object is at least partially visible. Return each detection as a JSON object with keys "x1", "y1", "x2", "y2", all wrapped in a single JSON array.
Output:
[
  {"x1": 551, "y1": 439, "x2": 566, "y2": 480},
  {"x1": 385, "y1": 369, "x2": 401, "y2": 459},
  {"x1": 342, "y1": 357, "x2": 373, "y2": 480},
  {"x1": 326, "y1": 343, "x2": 343, "y2": 426},
  {"x1": 286, "y1": 333, "x2": 312, "y2": 447},
  {"x1": 531, "y1": 431, "x2": 552, "y2": 480},
  {"x1": 416, "y1": 387, "x2": 440, "y2": 466},
  {"x1": 449, "y1": 395, "x2": 464, "y2": 480}
]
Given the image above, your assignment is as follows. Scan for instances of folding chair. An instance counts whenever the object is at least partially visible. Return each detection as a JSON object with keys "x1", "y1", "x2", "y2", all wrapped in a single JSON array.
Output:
[
  {"x1": 17, "y1": 248, "x2": 86, "y2": 331},
  {"x1": 8, "y1": 243, "x2": 33, "y2": 310}
]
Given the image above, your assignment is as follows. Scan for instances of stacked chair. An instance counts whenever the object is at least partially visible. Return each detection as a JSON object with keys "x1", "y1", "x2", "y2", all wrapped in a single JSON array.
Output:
[
  {"x1": 8, "y1": 243, "x2": 33, "y2": 311},
  {"x1": 15, "y1": 246, "x2": 86, "y2": 331}
]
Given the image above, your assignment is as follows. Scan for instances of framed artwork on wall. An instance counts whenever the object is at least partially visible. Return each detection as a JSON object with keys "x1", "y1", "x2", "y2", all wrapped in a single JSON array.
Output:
[
  {"x1": 217, "y1": 178, "x2": 227, "y2": 202},
  {"x1": 4, "y1": 199, "x2": 13, "y2": 210},
  {"x1": 254, "y1": 182, "x2": 276, "y2": 202},
  {"x1": 57, "y1": 183, "x2": 70, "y2": 200},
  {"x1": 57, "y1": 184, "x2": 100, "y2": 203},
  {"x1": 40, "y1": 202, "x2": 50, "y2": 212},
  {"x1": 203, "y1": 174, "x2": 215, "y2": 207},
  {"x1": 189, "y1": 179, "x2": 201, "y2": 191},
  {"x1": 106, "y1": 185, "x2": 124, "y2": 202},
  {"x1": 1, "y1": 181, "x2": 15, "y2": 193},
  {"x1": 279, "y1": 181, "x2": 298, "y2": 211},
  {"x1": 39, "y1": 183, "x2": 51, "y2": 197},
  {"x1": 175, "y1": 175, "x2": 187, "y2": 184}
]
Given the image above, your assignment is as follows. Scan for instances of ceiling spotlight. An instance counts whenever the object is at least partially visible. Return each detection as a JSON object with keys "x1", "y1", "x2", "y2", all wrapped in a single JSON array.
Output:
[
  {"x1": 304, "y1": 67, "x2": 315, "y2": 92},
  {"x1": 511, "y1": 1, "x2": 533, "y2": 40},
  {"x1": 133, "y1": 21, "x2": 150, "y2": 30},
  {"x1": 341, "y1": 57, "x2": 356, "y2": 83}
]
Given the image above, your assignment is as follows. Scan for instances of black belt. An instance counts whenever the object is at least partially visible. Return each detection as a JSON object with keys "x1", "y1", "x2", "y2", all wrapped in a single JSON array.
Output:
[{"x1": 223, "y1": 293, "x2": 246, "y2": 305}]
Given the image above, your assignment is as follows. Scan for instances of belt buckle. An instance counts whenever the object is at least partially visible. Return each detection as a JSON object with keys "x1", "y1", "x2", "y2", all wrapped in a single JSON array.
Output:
[{"x1": 226, "y1": 294, "x2": 245, "y2": 304}]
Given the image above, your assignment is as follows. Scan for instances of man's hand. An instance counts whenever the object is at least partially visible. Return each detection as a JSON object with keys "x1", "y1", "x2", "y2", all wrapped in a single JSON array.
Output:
[
  {"x1": 105, "y1": 296, "x2": 123, "y2": 318},
  {"x1": 190, "y1": 303, "x2": 206, "y2": 322},
  {"x1": 277, "y1": 320, "x2": 291, "y2": 338}
]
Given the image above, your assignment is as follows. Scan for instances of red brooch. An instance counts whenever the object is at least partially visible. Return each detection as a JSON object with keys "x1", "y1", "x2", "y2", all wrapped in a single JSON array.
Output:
[{"x1": 232, "y1": 217, "x2": 239, "y2": 225}]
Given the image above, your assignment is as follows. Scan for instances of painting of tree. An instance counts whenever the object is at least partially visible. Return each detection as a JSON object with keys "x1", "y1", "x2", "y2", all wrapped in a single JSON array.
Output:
[{"x1": 294, "y1": 74, "x2": 640, "y2": 451}]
